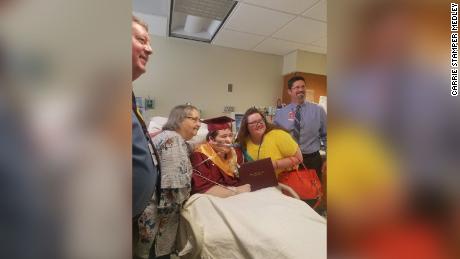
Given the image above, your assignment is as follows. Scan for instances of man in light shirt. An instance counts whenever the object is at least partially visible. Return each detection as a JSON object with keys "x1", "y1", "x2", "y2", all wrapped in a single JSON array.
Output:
[{"x1": 274, "y1": 76, "x2": 327, "y2": 182}]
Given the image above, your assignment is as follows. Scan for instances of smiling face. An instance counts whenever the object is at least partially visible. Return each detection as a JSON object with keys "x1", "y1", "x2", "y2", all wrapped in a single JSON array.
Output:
[
  {"x1": 288, "y1": 79, "x2": 306, "y2": 104},
  {"x1": 178, "y1": 109, "x2": 201, "y2": 140},
  {"x1": 209, "y1": 128, "x2": 233, "y2": 155},
  {"x1": 132, "y1": 22, "x2": 152, "y2": 81},
  {"x1": 246, "y1": 113, "x2": 266, "y2": 141}
]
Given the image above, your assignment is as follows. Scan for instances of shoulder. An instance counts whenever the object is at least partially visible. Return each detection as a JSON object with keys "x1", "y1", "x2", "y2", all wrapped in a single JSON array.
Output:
[
  {"x1": 152, "y1": 130, "x2": 183, "y2": 147},
  {"x1": 306, "y1": 101, "x2": 323, "y2": 111},
  {"x1": 268, "y1": 130, "x2": 297, "y2": 147},
  {"x1": 155, "y1": 130, "x2": 180, "y2": 140},
  {"x1": 245, "y1": 139, "x2": 257, "y2": 151},
  {"x1": 190, "y1": 150, "x2": 207, "y2": 162},
  {"x1": 278, "y1": 104, "x2": 294, "y2": 113},
  {"x1": 244, "y1": 138, "x2": 254, "y2": 146},
  {"x1": 266, "y1": 129, "x2": 290, "y2": 139},
  {"x1": 274, "y1": 105, "x2": 292, "y2": 120},
  {"x1": 193, "y1": 143, "x2": 207, "y2": 153}
]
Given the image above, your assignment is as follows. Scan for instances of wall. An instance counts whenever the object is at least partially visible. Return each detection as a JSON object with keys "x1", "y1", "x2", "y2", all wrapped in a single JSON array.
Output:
[
  {"x1": 282, "y1": 50, "x2": 327, "y2": 76},
  {"x1": 297, "y1": 50, "x2": 327, "y2": 75},
  {"x1": 133, "y1": 35, "x2": 283, "y2": 120},
  {"x1": 282, "y1": 51, "x2": 298, "y2": 75}
]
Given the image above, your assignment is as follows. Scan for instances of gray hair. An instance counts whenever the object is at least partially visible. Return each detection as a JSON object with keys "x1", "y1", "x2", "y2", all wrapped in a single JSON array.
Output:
[{"x1": 162, "y1": 104, "x2": 199, "y2": 131}]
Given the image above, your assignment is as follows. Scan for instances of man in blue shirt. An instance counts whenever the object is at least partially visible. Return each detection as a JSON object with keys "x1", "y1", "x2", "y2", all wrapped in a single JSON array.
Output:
[{"x1": 274, "y1": 76, "x2": 327, "y2": 182}]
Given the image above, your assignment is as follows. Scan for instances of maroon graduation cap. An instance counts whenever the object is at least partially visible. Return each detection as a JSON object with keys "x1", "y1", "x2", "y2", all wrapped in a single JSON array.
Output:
[{"x1": 202, "y1": 116, "x2": 234, "y2": 132}]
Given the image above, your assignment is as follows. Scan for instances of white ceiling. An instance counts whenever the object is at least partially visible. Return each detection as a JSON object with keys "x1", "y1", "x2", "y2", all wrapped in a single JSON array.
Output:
[{"x1": 133, "y1": 0, "x2": 327, "y2": 56}]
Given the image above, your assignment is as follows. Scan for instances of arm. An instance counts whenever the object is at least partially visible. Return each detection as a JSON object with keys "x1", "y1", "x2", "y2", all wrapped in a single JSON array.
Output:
[
  {"x1": 190, "y1": 152, "x2": 217, "y2": 194},
  {"x1": 204, "y1": 184, "x2": 251, "y2": 198},
  {"x1": 272, "y1": 148, "x2": 302, "y2": 170},
  {"x1": 191, "y1": 151, "x2": 247, "y2": 197},
  {"x1": 272, "y1": 130, "x2": 303, "y2": 170}
]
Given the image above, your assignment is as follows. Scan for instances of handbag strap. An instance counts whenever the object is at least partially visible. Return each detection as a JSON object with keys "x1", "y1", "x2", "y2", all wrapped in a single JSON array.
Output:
[
  {"x1": 287, "y1": 156, "x2": 311, "y2": 171},
  {"x1": 287, "y1": 157, "x2": 304, "y2": 182},
  {"x1": 287, "y1": 156, "x2": 299, "y2": 168}
]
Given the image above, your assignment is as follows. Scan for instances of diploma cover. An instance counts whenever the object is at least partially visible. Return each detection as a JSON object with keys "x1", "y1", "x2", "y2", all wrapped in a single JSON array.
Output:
[{"x1": 238, "y1": 158, "x2": 278, "y2": 191}]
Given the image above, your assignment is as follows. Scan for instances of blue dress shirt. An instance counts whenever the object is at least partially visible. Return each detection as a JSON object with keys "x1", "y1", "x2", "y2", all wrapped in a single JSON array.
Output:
[{"x1": 274, "y1": 101, "x2": 327, "y2": 154}]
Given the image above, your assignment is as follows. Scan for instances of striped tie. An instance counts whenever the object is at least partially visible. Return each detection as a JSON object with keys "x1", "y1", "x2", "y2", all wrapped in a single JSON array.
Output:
[{"x1": 293, "y1": 105, "x2": 301, "y2": 142}]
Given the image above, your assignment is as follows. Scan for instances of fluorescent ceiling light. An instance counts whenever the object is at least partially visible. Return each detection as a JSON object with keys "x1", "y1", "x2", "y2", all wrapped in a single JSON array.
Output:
[{"x1": 169, "y1": 0, "x2": 237, "y2": 42}]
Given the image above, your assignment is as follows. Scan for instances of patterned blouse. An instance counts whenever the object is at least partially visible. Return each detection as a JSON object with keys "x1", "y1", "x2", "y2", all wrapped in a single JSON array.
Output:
[{"x1": 135, "y1": 130, "x2": 193, "y2": 258}]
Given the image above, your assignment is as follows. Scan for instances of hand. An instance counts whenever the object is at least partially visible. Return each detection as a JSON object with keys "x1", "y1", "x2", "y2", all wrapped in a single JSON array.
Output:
[{"x1": 236, "y1": 184, "x2": 251, "y2": 194}]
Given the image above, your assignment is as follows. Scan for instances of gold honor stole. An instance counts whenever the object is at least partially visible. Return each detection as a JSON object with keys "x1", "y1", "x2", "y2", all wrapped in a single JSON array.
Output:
[{"x1": 195, "y1": 143, "x2": 237, "y2": 178}]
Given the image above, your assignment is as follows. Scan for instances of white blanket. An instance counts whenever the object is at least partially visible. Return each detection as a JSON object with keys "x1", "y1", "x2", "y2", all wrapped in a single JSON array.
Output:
[{"x1": 178, "y1": 187, "x2": 326, "y2": 259}]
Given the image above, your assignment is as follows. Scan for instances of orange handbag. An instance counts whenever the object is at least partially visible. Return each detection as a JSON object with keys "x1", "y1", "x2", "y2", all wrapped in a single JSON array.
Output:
[{"x1": 278, "y1": 158, "x2": 323, "y2": 206}]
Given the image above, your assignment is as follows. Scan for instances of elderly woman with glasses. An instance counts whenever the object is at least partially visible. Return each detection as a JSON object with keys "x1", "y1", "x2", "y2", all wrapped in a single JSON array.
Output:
[
  {"x1": 135, "y1": 104, "x2": 201, "y2": 259},
  {"x1": 236, "y1": 107, "x2": 302, "y2": 178}
]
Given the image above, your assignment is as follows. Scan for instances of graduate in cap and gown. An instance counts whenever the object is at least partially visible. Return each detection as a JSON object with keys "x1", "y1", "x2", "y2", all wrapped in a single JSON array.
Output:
[{"x1": 191, "y1": 116, "x2": 251, "y2": 197}]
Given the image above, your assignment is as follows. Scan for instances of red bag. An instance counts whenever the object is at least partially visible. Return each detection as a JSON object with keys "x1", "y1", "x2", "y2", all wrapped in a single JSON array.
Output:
[{"x1": 278, "y1": 158, "x2": 322, "y2": 206}]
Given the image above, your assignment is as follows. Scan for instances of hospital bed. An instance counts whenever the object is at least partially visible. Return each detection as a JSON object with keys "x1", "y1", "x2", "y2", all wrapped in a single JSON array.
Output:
[{"x1": 176, "y1": 187, "x2": 327, "y2": 259}]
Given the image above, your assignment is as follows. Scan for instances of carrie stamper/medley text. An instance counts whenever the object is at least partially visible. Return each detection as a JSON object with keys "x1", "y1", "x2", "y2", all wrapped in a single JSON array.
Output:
[{"x1": 451, "y1": 3, "x2": 458, "y2": 96}]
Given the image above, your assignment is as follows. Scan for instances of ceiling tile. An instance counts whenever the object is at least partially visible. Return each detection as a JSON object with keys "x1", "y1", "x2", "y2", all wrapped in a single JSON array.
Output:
[
  {"x1": 273, "y1": 17, "x2": 326, "y2": 44},
  {"x1": 133, "y1": 0, "x2": 328, "y2": 55},
  {"x1": 239, "y1": 0, "x2": 318, "y2": 15},
  {"x1": 212, "y1": 29, "x2": 265, "y2": 50},
  {"x1": 133, "y1": 0, "x2": 170, "y2": 17},
  {"x1": 310, "y1": 37, "x2": 327, "y2": 49},
  {"x1": 253, "y1": 38, "x2": 306, "y2": 56},
  {"x1": 225, "y1": 3, "x2": 295, "y2": 36},
  {"x1": 302, "y1": 0, "x2": 327, "y2": 22},
  {"x1": 133, "y1": 12, "x2": 168, "y2": 37}
]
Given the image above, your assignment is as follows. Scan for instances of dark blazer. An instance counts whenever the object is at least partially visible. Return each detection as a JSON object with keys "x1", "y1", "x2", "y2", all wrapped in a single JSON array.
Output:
[{"x1": 132, "y1": 111, "x2": 158, "y2": 217}]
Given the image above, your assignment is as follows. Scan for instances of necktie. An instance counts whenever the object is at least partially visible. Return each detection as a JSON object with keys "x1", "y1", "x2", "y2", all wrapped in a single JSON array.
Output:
[{"x1": 293, "y1": 105, "x2": 301, "y2": 142}]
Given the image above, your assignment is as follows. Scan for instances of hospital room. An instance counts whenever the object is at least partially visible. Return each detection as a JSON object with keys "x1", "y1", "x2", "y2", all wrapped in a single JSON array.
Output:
[
  {"x1": 132, "y1": 0, "x2": 327, "y2": 258},
  {"x1": 2, "y1": 0, "x2": 457, "y2": 258}
]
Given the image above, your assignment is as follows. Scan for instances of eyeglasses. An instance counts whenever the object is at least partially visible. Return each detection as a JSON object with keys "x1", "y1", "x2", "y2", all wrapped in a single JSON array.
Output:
[
  {"x1": 290, "y1": 85, "x2": 306, "y2": 91},
  {"x1": 186, "y1": 116, "x2": 201, "y2": 123},
  {"x1": 247, "y1": 119, "x2": 265, "y2": 126}
]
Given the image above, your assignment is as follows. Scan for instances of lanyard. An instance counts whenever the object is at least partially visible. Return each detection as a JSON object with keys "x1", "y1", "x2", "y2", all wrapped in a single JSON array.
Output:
[{"x1": 256, "y1": 133, "x2": 265, "y2": 160}]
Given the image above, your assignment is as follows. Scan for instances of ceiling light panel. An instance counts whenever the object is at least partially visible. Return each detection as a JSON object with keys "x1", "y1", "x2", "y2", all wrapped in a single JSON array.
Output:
[{"x1": 170, "y1": 0, "x2": 237, "y2": 42}]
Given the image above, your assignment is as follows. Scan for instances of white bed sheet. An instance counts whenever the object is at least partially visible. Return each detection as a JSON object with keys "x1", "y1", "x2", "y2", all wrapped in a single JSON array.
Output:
[{"x1": 178, "y1": 187, "x2": 326, "y2": 259}]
